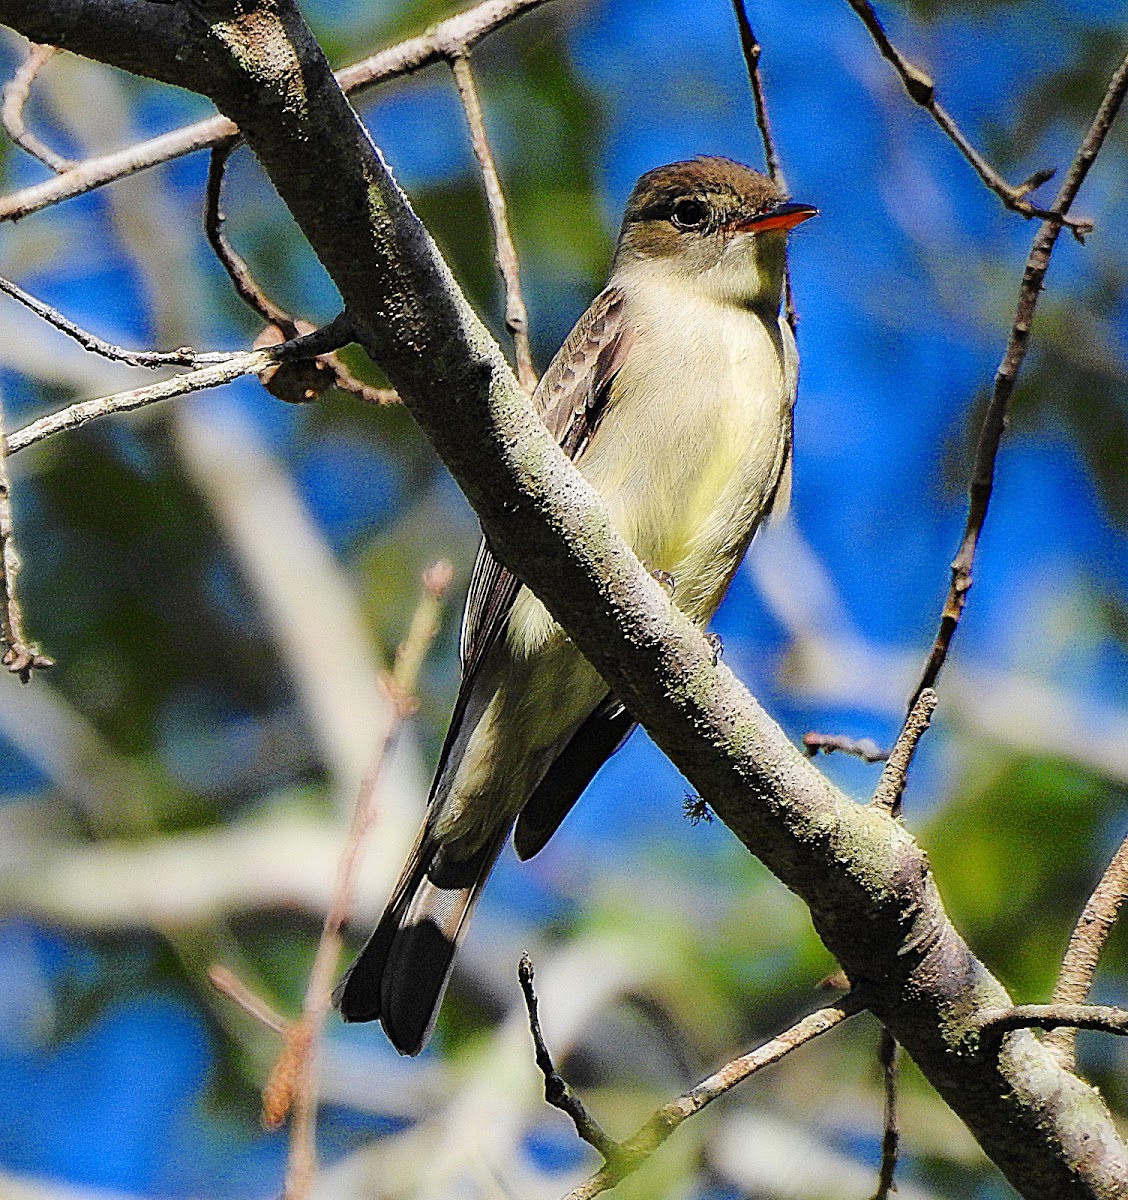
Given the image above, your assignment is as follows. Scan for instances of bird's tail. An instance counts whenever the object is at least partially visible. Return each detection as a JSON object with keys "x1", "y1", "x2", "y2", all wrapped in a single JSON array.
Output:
[{"x1": 334, "y1": 821, "x2": 510, "y2": 1055}]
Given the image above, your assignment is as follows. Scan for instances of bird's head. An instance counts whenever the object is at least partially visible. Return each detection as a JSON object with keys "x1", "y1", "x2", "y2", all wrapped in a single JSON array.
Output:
[{"x1": 613, "y1": 156, "x2": 816, "y2": 309}]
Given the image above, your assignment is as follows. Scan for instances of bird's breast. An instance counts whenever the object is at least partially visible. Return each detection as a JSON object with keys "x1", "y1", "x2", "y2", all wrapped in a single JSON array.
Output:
[{"x1": 579, "y1": 288, "x2": 795, "y2": 623}]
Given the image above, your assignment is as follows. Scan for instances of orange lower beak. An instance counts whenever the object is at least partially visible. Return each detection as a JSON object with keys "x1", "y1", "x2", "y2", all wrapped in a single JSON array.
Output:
[{"x1": 734, "y1": 201, "x2": 818, "y2": 234}]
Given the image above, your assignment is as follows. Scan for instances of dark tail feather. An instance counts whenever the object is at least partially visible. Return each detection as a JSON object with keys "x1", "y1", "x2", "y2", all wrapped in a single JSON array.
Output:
[
  {"x1": 513, "y1": 697, "x2": 636, "y2": 860},
  {"x1": 335, "y1": 826, "x2": 509, "y2": 1055}
]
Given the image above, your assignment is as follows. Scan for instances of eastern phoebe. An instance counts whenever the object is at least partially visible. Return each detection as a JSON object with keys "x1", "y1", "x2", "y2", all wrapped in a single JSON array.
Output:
[{"x1": 337, "y1": 157, "x2": 816, "y2": 1054}]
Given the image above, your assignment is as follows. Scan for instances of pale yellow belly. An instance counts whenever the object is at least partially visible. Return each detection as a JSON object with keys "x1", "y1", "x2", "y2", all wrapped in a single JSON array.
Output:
[
  {"x1": 439, "y1": 296, "x2": 794, "y2": 851},
  {"x1": 507, "y1": 299, "x2": 793, "y2": 655}
]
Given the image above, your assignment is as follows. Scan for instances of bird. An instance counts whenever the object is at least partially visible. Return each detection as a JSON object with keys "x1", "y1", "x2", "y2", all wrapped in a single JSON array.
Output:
[{"x1": 335, "y1": 156, "x2": 816, "y2": 1054}]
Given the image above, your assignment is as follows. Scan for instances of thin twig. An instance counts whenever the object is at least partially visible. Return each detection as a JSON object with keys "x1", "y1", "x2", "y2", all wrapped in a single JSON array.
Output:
[
  {"x1": 206, "y1": 143, "x2": 296, "y2": 332},
  {"x1": 871, "y1": 688, "x2": 936, "y2": 816},
  {"x1": 844, "y1": 0, "x2": 1091, "y2": 237},
  {"x1": 4, "y1": 320, "x2": 352, "y2": 456},
  {"x1": 975, "y1": 1004, "x2": 1128, "y2": 1047},
  {"x1": 729, "y1": 0, "x2": 796, "y2": 328},
  {"x1": 259, "y1": 565, "x2": 452, "y2": 1199},
  {"x1": 449, "y1": 54, "x2": 537, "y2": 393},
  {"x1": 0, "y1": 0, "x2": 554, "y2": 224},
  {"x1": 327, "y1": 359, "x2": 401, "y2": 407},
  {"x1": 519, "y1": 954, "x2": 621, "y2": 1161},
  {"x1": 803, "y1": 731, "x2": 888, "y2": 763},
  {"x1": 206, "y1": 149, "x2": 401, "y2": 408},
  {"x1": 207, "y1": 965, "x2": 289, "y2": 1037},
  {"x1": 729, "y1": 0, "x2": 786, "y2": 191},
  {"x1": 1045, "y1": 833, "x2": 1128, "y2": 1070},
  {"x1": 1, "y1": 42, "x2": 71, "y2": 172},
  {"x1": 0, "y1": 392, "x2": 53, "y2": 682},
  {"x1": 553, "y1": 994, "x2": 865, "y2": 1199},
  {"x1": 869, "y1": 1029, "x2": 900, "y2": 1200},
  {"x1": 910, "y1": 49, "x2": 1128, "y2": 705},
  {"x1": 0, "y1": 273, "x2": 236, "y2": 369}
]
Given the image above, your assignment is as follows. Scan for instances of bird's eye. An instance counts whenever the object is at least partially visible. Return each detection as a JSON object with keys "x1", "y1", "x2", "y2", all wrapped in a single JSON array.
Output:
[{"x1": 670, "y1": 198, "x2": 708, "y2": 230}]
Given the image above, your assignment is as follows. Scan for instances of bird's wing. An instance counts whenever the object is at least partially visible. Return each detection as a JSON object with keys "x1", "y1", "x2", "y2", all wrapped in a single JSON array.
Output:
[
  {"x1": 459, "y1": 286, "x2": 631, "y2": 675},
  {"x1": 513, "y1": 695, "x2": 637, "y2": 860},
  {"x1": 537, "y1": 285, "x2": 632, "y2": 455},
  {"x1": 765, "y1": 315, "x2": 798, "y2": 523},
  {"x1": 431, "y1": 287, "x2": 633, "y2": 793}
]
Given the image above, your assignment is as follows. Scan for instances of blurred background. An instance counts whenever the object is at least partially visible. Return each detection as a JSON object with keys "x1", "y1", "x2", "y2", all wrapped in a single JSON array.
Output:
[{"x1": 0, "y1": 0, "x2": 1125, "y2": 1196}]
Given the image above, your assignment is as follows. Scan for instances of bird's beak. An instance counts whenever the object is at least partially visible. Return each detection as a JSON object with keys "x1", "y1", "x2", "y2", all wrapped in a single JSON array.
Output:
[{"x1": 732, "y1": 200, "x2": 818, "y2": 234}]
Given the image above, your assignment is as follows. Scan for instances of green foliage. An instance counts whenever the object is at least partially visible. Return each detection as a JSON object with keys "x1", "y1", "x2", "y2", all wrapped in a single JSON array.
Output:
[{"x1": 925, "y1": 754, "x2": 1125, "y2": 1000}]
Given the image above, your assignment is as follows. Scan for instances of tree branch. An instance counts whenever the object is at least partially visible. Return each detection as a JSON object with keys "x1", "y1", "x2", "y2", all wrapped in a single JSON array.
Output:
[
  {"x1": 5, "y1": 3, "x2": 1128, "y2": 1195},
  {"x1": 263, "y1": 564, "x2": 451, "y2": 1200},
  {"x1": 204, "y1": 153, "x2": 402, "y2": 407},
  {"x1": 803, "y1": 730, "x2": 888, "y2": 763},
  {"x1": 519, "y1": 954, "x2": 621, "y2": 1162},
  {"x1": 729, "y1": 0, "x2": 795, "y2": 327},
  {"x1": 976, "y1": 1005, "x2": 1128, "y2": 1045},
  {"x1": 870, "y1": 687, "x2": 935, "y2": 816},
  {"x1": 1045, "y1": 833, "x2": 1128, "y2": 1070},
  {"x1": 208, "y1": 965, "x2": 288, "y2": 1037},
  {"x1": 0, "y1": 272, "x2": 229, "y2": 368},
  {"x1": 561, "y1": 996, "x2": 864, "y2": 1199},
  {"x1": 910, "y1": 48, "x2": 1128, "y2": 705},
  {"x1": 4, "y1": 319, "x2": 351, "y2": 455},
  {"x1": 0, "y1": 0, "x2": 554, "y2": 223},
  {"x1": 869, "y1": 1029, "x2": 900, "y2": 1200},
  {"x1": 449, "y1": 52, "x2": 537, "y2": 393},
  {"x1": 2, "y1": 41, "x2": 70, "y2": 171},
  {"x1": 843, "y1": 0, "x2": 1091, "y2": 237},
  {"x1": 205, "y1": 142, "x2": 295, "y2": 332},
  {"x1": 0, "y1": 391, "x2": 53, "y2": 681}
]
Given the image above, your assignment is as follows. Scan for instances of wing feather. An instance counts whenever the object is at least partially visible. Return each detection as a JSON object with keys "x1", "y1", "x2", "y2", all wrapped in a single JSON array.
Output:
[{"x1": 433, "y1": 288, "x2": 632, "y2": 794}]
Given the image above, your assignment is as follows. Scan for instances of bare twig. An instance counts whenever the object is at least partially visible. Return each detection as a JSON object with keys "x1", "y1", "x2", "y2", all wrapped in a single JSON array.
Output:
[
  {"x1": 206, "y1": 144, "x2": 296, "y2": 332},
  {"x1": 729, "y1": 0, "x2": 786, "y2": 190},
  {"x1": 327, "y1": 359, "x2": 401, "y2": 407},
  {"x1": 389, "y1": 560, "x2": 455, "y2": 709},
  {"x1": 871, "y1": 688, "x2": 936, "y2": 816},
  {"x1": 975, "y1": 1004, "x2": 1128, "y2": 1047},
  {"x1": 0, "y1": 393, "x2": 53, "y2": 682},
  {"x1": 803, "y1": 731, "x2": 888, "y2": 763},
  {"x1": 0, "y1": 0, "x2": 553, "y2": 223},
  {"x1": 729, "y1": 0, "x2": 796, "y2": 329},
  {"x1": 206, "y1": 149, "x2": 401, "y2": 409},
  {"x1": 261, "y1": 565, "x2": 452, "y2": 1199},
  {"x1": 553, "y1": 994, "x2": 864, "y2": 1199},
  {"x1": 0, "y1": 273, "x2": 237, "y2": 369},
  {"x1": 844, "y1": 0, "x2": 1091, "y2": 237},
  {"x1": 449, "y1": 54, "x2": 537, "y2": 393},
  {"x1": 911, "y1": 49, "x2": 1128, "y2": 704},
  {"x1": 519, "y1": 954, "x2": 621, "y2": 1162},
  {"x1": 4, "y1": 319, "x2": 352, "y2": 456},
  {"x1": 1045, "y1": 833, "x2": 1128, "y2": 1070},
  {"x1": 207, "y1": 965, "x2": 289, "y2": 1037},
  {"x1": 869, "y1": 1029, "x2": 900, "y2": 1200},
  {"x1": 1, "y1": 42, "x2": 71, "y2": 172}
]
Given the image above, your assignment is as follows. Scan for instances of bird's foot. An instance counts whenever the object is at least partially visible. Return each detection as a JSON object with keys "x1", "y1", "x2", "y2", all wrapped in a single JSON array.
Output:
[
  {"x1": 648, "y1": 567, "x2": 676, "y2": 595},
  {"x1": 705, "y1": 632, "x2": 723, "y2": 665}
]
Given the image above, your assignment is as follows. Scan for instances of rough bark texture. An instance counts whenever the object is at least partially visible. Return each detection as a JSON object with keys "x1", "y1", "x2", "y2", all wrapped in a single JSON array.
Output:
[{"x1": 2, "y1": 1, "x2": 1126, "y2": 1194}]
